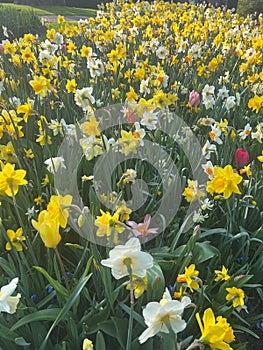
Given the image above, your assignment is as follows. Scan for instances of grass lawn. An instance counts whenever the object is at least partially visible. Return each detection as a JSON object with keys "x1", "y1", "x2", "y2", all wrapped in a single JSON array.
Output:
[{"x1": 0, "y1": 4, "x2": 97, "y2": 17}]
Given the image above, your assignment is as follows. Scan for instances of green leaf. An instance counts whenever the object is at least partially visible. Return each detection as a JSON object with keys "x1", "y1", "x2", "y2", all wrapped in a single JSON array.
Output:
[
  {"x1": 0, "y1": 322, "x2": 19, "y2": 342},
  {"x1": 39, "y1": 274, "x2": 92, "y2": 350},
  {"x1": 97, "y1": 319, "x2": 116, "y2": 337},
  {"x1": 96, "y1": 331, "x2": 106, "y2": 350},
  {"x1": 112, "y1": 317, "x2": 128, "y2": 349},
  {"x1": 119, "y1": 303, "x2": 145, "y2": 327},
  {"x1": 147, "y1": 262, "x2": 165, "y2": 301},
  {"x1": 192, "y1": 241, "x2": 220, "y2": 264},
  {"x1": 233, "y1": 324, "x2": 260, "y2": 339},
  {"x1": 11, "y1": 309, "x2": 62, "y2": 331},
  {"x1": 33, "y1": 266, "x2": 69, "y2": 298}
]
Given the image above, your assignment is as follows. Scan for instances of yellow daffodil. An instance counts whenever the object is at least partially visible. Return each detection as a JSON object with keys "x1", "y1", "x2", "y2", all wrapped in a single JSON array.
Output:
[
  {"x1": 196, "y1": 308, "x2": 235, "y2": 350},
  {"x1": 118, "y1": 130, "x2": 139, "y2": 155},
  {"x1": 239, "y1": 164, "x2": 252, "y2": 178},
  {"x1": 6, "y1": 227, "x2": 26, "y2": 252},
  {"x1": 17, "y1": 98, "x2": 33, "y2": 122},
  {"x1": 183, "y1": 179, "x2": 205, "y2": 203},
  {"x1": 207, "y1": 165, "x2": 242, "y2": 199},
  {"x1": 31, "y1": 210, "x2": 61, "y2": 249},
  {"x1": 47, "y1": 194, "x2": 72, "y2": 229},
  {"x1": 257, "y1": 151, "x2": 263, "y2": 166},
  {"x1": 29, "y1": 75, "x2": 51, "y2": 97},
  {"x1": 23, "y1": 148, "x2": 34, "y2": 159},
  {"x1": 226, "y1": 287, "x2": 245, "y2": 308},
  {"x1": 95, "y1": 209, "x2": 123, "y2": 237},
  {"x1": 214, "y1": 266, "x2": 231, "y2": 282},
  {"x1": 57, "y1": 15, "x2": 65, "y2": 24},
  {"x1": 248, "y1": 94, "x2": 263, "y2": 114},
  {"x1": 0, "y1": 163, "x2": 27, "y2": 197},
  {"x1": 66, "y1": 79, "x2": 77, "y2": 93},
  {"x1": 177, "y1": 264, "x2": 200, "y2": 292},
  {"x1": 82, "y1": 116, "x2": 100, "y2": 137},
  {"x1": 0, "y1": 142, "x2": 16, "y2": 163},
  {"x1": 126, "y1": 275, "x2": 148, "y2": 298}
]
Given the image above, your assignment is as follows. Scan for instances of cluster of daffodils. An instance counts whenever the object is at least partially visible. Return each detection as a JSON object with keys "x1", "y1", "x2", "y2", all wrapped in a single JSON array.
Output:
[
  {"x1": 0, "y1": 0, "x2": 262, "y2": 348},
  {"x1": 102, "y1": 238, "x2": 240, "y2": 349}
]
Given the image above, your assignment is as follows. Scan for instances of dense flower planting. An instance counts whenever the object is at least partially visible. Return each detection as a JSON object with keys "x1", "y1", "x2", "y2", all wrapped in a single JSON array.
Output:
[{"x1": 0, "y1": 1, "x2": 262, "y2": 349}]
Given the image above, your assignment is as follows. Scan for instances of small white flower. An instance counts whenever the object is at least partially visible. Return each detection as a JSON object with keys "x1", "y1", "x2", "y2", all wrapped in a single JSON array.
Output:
[
  {"x1": 80, "y1": 135, "x2": 103, "y2": 161},
  {"x1": 198, "y1": 117, "x2": 215, "y2": 127},
  {"x1": 193, "y1": 209, "x2": 208, "y2": 223},
  {"x1": 48, "y1": 119, "x2": 63, "y2": 136},
  {"x1": 0, "y1": 80, "x2": 4, "y2": 95},
  {"x1": 0, "y1": 278, "x2": 21, "y2": 314},
  {"x1": 53, "y1": 32, "x2": 64, "y2": 46},
  {"x1": 2, "y1": 26, "x2": 8, "y2": 38},
  {"x1": 203, "y1": 98, "x2": 215, "y2": 110},
  {"x1": 87, "y1": 59, "x2": 105, "y2": 78},
  {"x1": 156, "y1": 46, "x2": 169, "y2": 60},
  {"x1": 8, "y1": 96, "x2": 21, "y2": 108},
  {"x1": 202, "y1": 140, "x2": 217, "y2": 160},
  {"x1": 201, "y1": 198, "x2": 214, "y2": 211},
  {"x1": 41, "y1": 39, "x2": 58, "y2": 54},
  {"x1": 101, "y1": 237, "x2": 153, "y2": 280},
  {"x1": 238, "y1": 123, "x2": 251, "y2": 140},
  {"x1": 209, "y1": 125, "x2": 223, "y2": 145},
  {"x1": 139, "y1": 288, "x2": 191, "y2": 344},
  {"x1": 25, "y1": 206, "x2": 38, "y2": 219},
  {"x1": 224, "y1": 96, "x2": 236, "y2": 111},
  {"x1": 39, "y1": 50, "x2": 53, "y2": 65},
  {"x1": 44, "y1": 156, "x2": 66, "y2": 174},
  {"x1": 202, "y1": 160, "x2": 214, "y2": 179},
  {"x1": 217, "y1": 86, "x2": 229, "y2": 99},
  {"x1": 75, "y1": 87, "x2": 95, "y2": 110},
  {"x1": 202, "y1": 84, "x2": 215, "y2": 100},
  {"x1": 251, "y1": 124, "x2": 263, "y2": 143},
  {"x1": 140, "y1": 79, "x2": 150, "y2": 95},
  {"x1": 141, "y1": 111, "x2": 158, "y2": 130}
]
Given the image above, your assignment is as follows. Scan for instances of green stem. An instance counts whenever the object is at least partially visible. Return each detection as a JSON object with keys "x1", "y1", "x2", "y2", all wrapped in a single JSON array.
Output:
[
  {"x1": 126, "y1": 275, "x2": 134, "y2": 350},
  {"x1": 54, "y1": 247, "x2": 70, "y2": 292},
  {"x1": 162, "y1": 332, "x2": 177, "y2": 350}
]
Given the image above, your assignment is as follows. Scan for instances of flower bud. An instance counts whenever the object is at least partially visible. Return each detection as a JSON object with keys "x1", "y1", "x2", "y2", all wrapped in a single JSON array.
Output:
[
  {"x1": 235, "y1": 148, "x2": 249, "y2": 167},
  {"x1": 189, "y1": 90, "x2": 200, "y2": 107}
]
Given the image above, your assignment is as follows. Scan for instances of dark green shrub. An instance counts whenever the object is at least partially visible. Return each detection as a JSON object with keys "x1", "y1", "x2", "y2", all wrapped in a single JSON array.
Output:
[
  {"x1": 0, "y1": 5, "x2": 43, "y2": 41},
  {"x1": 237, "y1": 0, "x2": 263, "y2": 16},
  {"x1": 66, "y1": 0, "x2": 108, "y2": 9}
]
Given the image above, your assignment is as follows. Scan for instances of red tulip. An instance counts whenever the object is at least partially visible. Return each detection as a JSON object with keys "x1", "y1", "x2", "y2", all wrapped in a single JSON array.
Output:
[{"x1": 235, "y1": 148, "x2": 249, "y2": 167}]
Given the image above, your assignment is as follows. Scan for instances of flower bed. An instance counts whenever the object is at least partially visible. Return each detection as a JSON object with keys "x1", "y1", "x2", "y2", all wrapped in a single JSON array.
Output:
[{"x1": 0, "y1": 1, "x2": 262, "y2": 349}]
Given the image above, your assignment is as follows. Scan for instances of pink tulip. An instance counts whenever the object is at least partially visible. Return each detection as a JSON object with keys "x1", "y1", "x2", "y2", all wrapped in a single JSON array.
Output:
[
  {"x1": 189, "y1": 90, "x2": 200, "y2": 107},
  {"x1": 0, "y1": 44, "x2": 4, "y2": 55},
  {"x1": 235, "y1": 148, "x2": 249, "y2": 167}
]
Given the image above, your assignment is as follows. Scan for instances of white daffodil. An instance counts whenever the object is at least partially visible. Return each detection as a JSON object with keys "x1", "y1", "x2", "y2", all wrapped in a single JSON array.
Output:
[
  {"x1": 141, "y1": 110, "x2": 158, "y2": 130},
  {"x1": 139, "y1": 288, "x2": 191, "y2": 344},
  {"x1": 101, "y1": 237, "x2": 153, "y2": 280},
  {"x1": 0, "y1": 277, "x2": 21, "y2": 314},
  {"x1": 44, "y1": 156, "x2": 66, "y2": 174},
  {"x1": 74, "y1": 87, "x2": 95, "y2": 110}
]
